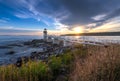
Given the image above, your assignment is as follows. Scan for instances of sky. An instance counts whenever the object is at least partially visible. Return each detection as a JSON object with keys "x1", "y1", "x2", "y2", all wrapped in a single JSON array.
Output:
[{"x1": 0, "y1": 0, "x2": 120, "y2": 35}]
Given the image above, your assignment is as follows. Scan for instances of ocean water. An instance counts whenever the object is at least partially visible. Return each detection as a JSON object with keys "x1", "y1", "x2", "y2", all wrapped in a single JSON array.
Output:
[
  {"x1": 0, "y1": 35, "x2": 120, "y2": 65},
  {"x1": 1, "y1": 35, "x2": 120, "y2": 45},
  {"x1": 0, "y1": 35, "x2": 43, "y2": 65},
  {"x1": 64, "y1": 36, "x2": 120, "y2": 43},
  {"x1": 0, "y1": 35, "x2": 42, "y2": 45}
]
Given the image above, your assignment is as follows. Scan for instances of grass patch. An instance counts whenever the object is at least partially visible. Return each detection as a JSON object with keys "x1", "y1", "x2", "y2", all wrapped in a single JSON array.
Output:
[
  {"x1": 0, "y1": 44, "x2": 120, "y2": 81},
  {"x1": 70, "y1": 45, "x2": 120, "y2": 81},
  {"x1": 0, "y1": 61, "x2": 52, "y2": 81},
  {"x1": 48, "y1": 56, "x2": 62, "y2": 75}
]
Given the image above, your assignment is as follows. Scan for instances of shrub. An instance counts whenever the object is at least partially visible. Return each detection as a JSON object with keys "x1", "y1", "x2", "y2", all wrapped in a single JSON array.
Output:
[
  {"x1": 61, "y1": 53, "x2": 73, "y2": 65},
  {"x1": 48, "y1": 56, "x2": 62, "y2": 75}
]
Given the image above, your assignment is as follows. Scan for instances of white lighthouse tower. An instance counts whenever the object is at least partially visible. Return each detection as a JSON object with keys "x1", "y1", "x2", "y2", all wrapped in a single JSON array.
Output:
[{"x1": 43, "y1": 28, "x2": 47, "y2": 41}]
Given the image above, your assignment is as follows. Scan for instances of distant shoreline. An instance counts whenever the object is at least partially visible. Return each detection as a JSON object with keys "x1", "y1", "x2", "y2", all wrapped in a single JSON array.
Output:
[{"x1": 61, "y1": 32, "x2": 120, "y2": 36}]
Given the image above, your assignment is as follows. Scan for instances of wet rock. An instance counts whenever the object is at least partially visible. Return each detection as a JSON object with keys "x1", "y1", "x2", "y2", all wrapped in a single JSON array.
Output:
[
  {"x1": 24, "y1": 39, "x2": 45, "y2": 47},
  {"x1": 14, "y1": 56, "x2": 30, "y2": 67},
  {"x1": 0, "y1": 46, "x2": 12, "y2": 49},
  {"x1": 23, "y1": 41, "x2": 31, "y2": 45},
  {"x1": 31, "y1": 51, "x2": 37, "y2": 54},
  {"x1": 30, "y1": 51, "x2": 40, "y2": 60},
  {"x1": 31, "y1": 39, "x2": 44, "y2": 43},
  {"x1": 31, "y1": 44, "x2": 40, "y2": 47},
  {"x1": 22, "y1": 56, "x2": 29, "y2": 63},
  {"x1": 7, "y1": 50, "x2": 15, "y2": 55},
  {"x1": 15, "y1": 57, "x2": 22, "y2": 67}
]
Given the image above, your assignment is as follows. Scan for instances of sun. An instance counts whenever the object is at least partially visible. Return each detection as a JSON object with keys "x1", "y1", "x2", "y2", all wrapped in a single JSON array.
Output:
[{"x1": 73, "y1": 27, "x2": 83, "y2": 33}]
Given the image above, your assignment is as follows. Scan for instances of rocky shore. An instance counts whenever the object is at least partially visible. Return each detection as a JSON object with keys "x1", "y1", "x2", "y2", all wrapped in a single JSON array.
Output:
[
  {"x1": 15, "y1": 39, "x2": 70, "y2": 67},
  {"x1": 0, "y1": 39, "x2": 71, "y2": 66}
]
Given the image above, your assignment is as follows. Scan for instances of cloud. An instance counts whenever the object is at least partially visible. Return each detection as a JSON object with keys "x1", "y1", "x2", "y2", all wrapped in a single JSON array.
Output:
[
  {"x1": 90, "y1": 16, "x2": 120, "y2": 32},
  {"x1": 0, "y1": 26, "x2": 42, "y2": 35},
  {"x1": 0, "y1": 19, "x2": 7, "y2": 23},
  {"x1": 92, "y1": 14, "x2": 107, "y2": 21},
  {"x1": 0, "y1": 26, "x2": 14, "y2": 29},
  {"x1": 0, "y1": 26, "x2": 66, "y2": 35},
  {"x1": 88, "y1": 8, "x2": 120, "y2": 29},
  {"x1": 1, "y1": 0, "x2": 120, "y2": 32},
  {"x1": 15, "y1": 13, "x2": 30, "y2": 19},
  {"x1": 0, "y1": 26, "x2": 42, "y2": 31},
  {"x1": 59, "y1": 0, "x2": 120, "y2": 25}
]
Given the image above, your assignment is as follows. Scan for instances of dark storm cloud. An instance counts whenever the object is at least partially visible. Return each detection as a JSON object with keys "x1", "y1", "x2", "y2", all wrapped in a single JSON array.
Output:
[
  {"x1": 101, "y1": 8, "x2": 120, "y2": 22},
  {"x1": 58, "y1": 0, "x2": 120, "y2": 26},
  {"x1": 93, "y1": 8, "x2": 120, "y2": 27},
  {"x1": 33, "y1": 0, "x2": 120, "y2": 28}
]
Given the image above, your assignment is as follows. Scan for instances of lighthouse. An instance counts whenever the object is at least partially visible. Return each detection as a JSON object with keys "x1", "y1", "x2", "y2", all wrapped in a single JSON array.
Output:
[{"x1": 43, "y1": 28, "x2": 47, "y2": 41}]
